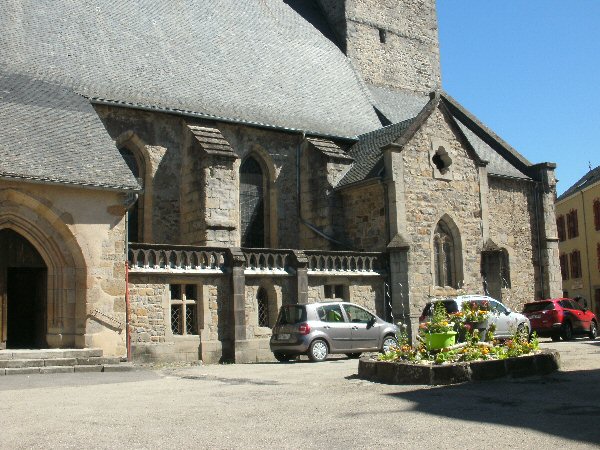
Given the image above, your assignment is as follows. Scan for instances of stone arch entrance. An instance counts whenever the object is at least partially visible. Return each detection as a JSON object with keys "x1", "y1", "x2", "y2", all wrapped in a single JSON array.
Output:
[
  {"x1": 0, "y1": 229, "x2": 47, "y2": 348},
  {"x1": 0, "y1": 189, "x2": 88, "y2": 350}
]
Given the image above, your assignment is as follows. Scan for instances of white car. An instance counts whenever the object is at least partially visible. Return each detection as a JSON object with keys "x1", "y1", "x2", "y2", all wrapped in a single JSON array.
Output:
[{"x1": 419, "y1": 295, "x2": 530, "y2": 339}]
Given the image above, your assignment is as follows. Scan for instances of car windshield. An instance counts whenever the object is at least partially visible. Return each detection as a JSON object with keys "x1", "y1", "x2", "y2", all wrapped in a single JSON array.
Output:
[
  {"x1": 523, "y1": 302, "x2": 554, "y2": 313},
  {"x1": 277, "y1": 305, "x2": 307, "y2": 325}
]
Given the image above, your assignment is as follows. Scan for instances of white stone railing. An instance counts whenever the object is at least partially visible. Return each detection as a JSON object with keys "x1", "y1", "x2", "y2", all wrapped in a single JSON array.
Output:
[
  {"x1": 241, "y1": 248, "x2": 292, "y2": 274},
  {"x1": 128, "y1": 244, "x2": 228, "y2": 273},
  {"x1": 304, "y1": 250, "x2": 384, "y2": 275}
]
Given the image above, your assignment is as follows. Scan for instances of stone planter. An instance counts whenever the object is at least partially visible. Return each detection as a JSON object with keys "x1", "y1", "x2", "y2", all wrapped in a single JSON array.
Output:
[
  {"x1": 423, "y1": 331, "x2": 457, "y2": 350},
  {"x1": 357, "y1": 350, "x2": 560, "y2": 386}
]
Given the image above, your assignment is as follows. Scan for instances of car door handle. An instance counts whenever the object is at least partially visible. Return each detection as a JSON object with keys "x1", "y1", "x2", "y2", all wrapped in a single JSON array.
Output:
[{"x1": 323, "y1": 325, "x2": 331, "y2": 329}]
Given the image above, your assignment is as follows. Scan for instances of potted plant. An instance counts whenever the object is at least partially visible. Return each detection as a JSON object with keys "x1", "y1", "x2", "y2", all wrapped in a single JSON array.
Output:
[
  {"x1": 419, "y1": 302, "x2": 457, "y2": 350},
  {"x1": 451, "y1": 301, "x2": 491, "y2": 341}
]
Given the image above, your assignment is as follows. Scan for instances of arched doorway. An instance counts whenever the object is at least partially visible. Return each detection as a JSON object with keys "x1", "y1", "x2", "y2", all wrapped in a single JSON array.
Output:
[{"x1": 0, "y1": 229, "x2": 47, "y2": 348}]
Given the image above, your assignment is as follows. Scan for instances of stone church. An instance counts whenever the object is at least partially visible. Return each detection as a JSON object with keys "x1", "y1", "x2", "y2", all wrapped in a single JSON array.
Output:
[{"x1": 0, "y1": 0, "x2": 561, "y2": 362}]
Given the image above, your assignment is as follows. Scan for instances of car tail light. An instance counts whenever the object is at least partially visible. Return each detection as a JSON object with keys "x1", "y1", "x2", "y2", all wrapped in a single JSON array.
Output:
[{"x1": 298, "y1": 323, "x2": 311, "y2": 335}]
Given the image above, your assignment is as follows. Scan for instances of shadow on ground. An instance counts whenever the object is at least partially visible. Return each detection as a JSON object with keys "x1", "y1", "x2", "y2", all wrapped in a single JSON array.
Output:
[{"x1": 384, "y1": 367, "x2": 600, "y2": 446}]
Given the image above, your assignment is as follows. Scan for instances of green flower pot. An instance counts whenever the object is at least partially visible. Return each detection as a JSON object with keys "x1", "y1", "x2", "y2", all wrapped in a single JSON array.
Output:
[{"x1": 423, "y1": 331, "x2": 457, "y2": 350}]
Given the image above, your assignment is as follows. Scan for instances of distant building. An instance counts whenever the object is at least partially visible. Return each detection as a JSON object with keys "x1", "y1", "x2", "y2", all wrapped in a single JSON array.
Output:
[
  {"x1": 556, "y1": 166, "x2": 600, "y2": 314},
  {"x1": 0, "y1": 0, "x2": 561, "y2": 362}
]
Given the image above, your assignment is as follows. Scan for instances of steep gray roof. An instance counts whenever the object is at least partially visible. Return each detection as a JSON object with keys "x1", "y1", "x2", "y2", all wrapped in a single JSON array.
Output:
[
  {"x1": 367, "y1": 85, "x2": 430, "y2": 124},
  {"x1": 0, "y1": 0, "x2": 380, "y2": 138},
  {"x1": 557, "y1": 165, "x2": 600, "y2": 202},
  {"x1": 0, "y1": 72, "x2": 139, "y2": 190},
  {"x1": 338, "y1": 118, "x2": 415, "y2": 187},
  {"x1": 454, "y1": 119, "x2": 529, "y2": 179}
]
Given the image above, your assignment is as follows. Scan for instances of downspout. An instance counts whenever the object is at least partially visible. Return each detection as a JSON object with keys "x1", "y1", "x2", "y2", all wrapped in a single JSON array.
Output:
[
  {"x1": 533, "y1": 181, "x2": 545, "y2": 299},
  {"x1": 125, "y1": 209, "x2": 131, "y2": 362},
  {"x1": 296, "y1": 132, "x2": 351, "y2": 249}
]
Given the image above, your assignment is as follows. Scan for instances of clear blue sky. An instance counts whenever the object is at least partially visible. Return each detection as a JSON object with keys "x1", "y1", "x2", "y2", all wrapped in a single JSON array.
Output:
[{"x1": 437, "y1": 1, "x2": 600, "y2": 195}]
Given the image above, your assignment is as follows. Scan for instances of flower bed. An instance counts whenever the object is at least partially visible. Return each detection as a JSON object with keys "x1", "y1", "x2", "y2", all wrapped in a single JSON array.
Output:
[
  {"x1": 361, "y1": 300, "x2": 560, "y2": 384},
  {"x1": 358, "y1": 350, "x2": 560, "y2": 385}
]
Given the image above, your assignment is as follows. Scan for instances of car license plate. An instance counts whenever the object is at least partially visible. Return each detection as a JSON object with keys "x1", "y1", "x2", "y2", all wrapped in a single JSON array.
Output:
[{"x1": 278, "y1": 333, "x2": 290, "y2": 340}]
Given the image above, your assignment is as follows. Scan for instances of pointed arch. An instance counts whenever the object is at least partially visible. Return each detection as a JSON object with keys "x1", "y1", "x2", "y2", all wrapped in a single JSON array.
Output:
[
  {"x1": 116, "y1": 131, "x2": 151, "y2": 243},
  {"x1": 239, "y1": 147, "x2": 278, "y2": 248},
  {"x1": 430, "y1": 213, "x2": 464, "y2": 288},
  {"x1": 0, "y1": 189, "x2": 87, "y2": 348}
]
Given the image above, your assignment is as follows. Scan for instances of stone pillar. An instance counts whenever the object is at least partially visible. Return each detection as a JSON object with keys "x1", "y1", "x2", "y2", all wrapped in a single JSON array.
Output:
[
  {"x1": 531, "y1": 163, "x2": 562, "y2": 299},
  {"x1": 228, "y1": 248, "x2": 253, "y2": 362},
  {"x1": 292, "y1": 250, "x2": 308, "y2": 304},
  {"x1": 387, "y1": 240, "x2": 413, "y2": 340},
  {"x1": 182, "y1": 125, "x2": 239, "y2": 247}
]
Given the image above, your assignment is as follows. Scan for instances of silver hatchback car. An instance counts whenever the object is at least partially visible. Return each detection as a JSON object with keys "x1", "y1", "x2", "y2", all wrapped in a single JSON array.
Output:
[{"x1": 269, "y1": 302, "x2": 399, "y2": 362}]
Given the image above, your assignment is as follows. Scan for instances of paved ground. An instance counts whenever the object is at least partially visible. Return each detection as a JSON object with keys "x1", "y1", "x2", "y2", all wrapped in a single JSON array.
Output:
[{"x1": 1, "y1": 338, "x2": 599, "y2": 449}]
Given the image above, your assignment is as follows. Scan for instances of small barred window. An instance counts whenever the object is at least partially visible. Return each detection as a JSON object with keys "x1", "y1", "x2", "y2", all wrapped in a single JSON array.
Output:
[
  {"x1": 257, "y1": 288, "x2": 269, "y2": 327},
  {"x1": 170, "y1": 284, "x2": 198, "y2": 335}
]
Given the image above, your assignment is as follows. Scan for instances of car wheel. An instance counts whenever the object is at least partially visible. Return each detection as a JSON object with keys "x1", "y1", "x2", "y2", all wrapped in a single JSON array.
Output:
[
  {"x1": 561, "y1": 322, "x2": 573, "y2": 341},
  {"x1": 551, "y1": 334, "x2": 561, "y2": 342},
  {"x1": 381, "y1": 335, "x2": 398, "y2": 353},
  {"x1": 589, "y1": 321, "x2": 598, "y2": 340},
  {"x1": 308, "y1": 339, "x2": 328, "y2": 362},
  {"x1": 273, "y1": 352, "x2": 293, "y2": 362},
  {"x1": 347, "y1": 353, "x2": 361, "y2": 359}
]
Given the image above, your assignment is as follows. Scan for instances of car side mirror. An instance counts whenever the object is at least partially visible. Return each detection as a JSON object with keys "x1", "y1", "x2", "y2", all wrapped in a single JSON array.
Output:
[
  {"x1": 367, "y1": 317, "x2": 376, "y2": 329},
  {"x1": 504, "y1": 309, "x2": 511, "y2": 316}
]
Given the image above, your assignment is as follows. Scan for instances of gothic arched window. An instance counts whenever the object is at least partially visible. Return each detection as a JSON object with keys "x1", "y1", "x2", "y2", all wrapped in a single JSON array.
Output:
[
  {"x1": 433, "y1": 221, "x2": 456, "y2": 287},
  {"x1": 119, "y1": 147, "x2": 144, "y2": 243},
  {"x1": 240, "y1": 157, "x2": 265, "y2": 248}
]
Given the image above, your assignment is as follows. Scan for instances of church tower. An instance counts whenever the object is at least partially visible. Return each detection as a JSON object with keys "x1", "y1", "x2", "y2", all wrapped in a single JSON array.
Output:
[{"x1": 316, "y1": 0, "x2": 441, "y2": 94}]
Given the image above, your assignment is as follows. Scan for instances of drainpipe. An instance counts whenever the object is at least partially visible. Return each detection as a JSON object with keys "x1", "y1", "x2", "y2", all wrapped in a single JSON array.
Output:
[
  {"x1": 295, "y1": 132, "x2": 350, "y2": 249},
  {"x1": 125, "y1": 209, "x2": 131, "y2": 362}
]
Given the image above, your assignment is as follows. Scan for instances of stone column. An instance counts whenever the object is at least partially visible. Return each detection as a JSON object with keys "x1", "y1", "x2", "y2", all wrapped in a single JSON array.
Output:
[
  {"x1": 292, "y1": 250, "x2": 308, "y2": 304},
  {"x1": 182, "y1": 125, "x2": 239, "y2": 247},
  {"x1": 228, "y1": 248, "x2": 253, "y2": 362},
  {"x1": 382, "y1": 142, "x2": 416, "y2": 340},
  {"x1": 531, "y1": 163, "x2": 562, "y2": 299}
]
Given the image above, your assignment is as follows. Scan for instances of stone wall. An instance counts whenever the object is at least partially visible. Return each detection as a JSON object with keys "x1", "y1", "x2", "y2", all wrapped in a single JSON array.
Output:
[
  {"x1": 219, "y1": 124, "x2": 302, "y2": 249},
  {"x1": 95, "y1": 105, "x2": 182, "y2": 244},
  {"x1": 487, "y1": 177, "x2": 538, "y2": 309},
  {"x1": 128, "y1": 274, "x2": 230, "y2": 363},
  {"x1": 318, "y1": 0, "x2": 441, "y2": 94},
  {"x1": 401, "y1": 108, "x2": 483, "y2": 313},
  {"x1": 341, "y1": 183, "x2": 387, "y2": 252}
]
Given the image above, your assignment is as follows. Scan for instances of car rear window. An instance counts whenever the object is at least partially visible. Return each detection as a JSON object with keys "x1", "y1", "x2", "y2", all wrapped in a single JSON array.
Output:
[
  {"x1": 422, "y1": 300, "x2": 459, "y2": 316},
  {"x1": 277, "y1": 305, "x2": 307, "y2": 325},
  {"x1": 523, "y1": 302, "x2": 554, "y2": 313}
]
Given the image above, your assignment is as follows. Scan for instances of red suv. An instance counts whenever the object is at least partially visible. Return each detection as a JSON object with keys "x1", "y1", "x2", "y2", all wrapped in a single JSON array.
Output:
[{"x1": 522, "y1": 298, "x2": 597, "y2": 341}]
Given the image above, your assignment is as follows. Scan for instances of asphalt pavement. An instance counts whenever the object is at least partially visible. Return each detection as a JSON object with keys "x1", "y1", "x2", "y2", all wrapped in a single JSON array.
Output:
[{"x1": 0, "y1": 338, "x2": 599, "y2": 449}]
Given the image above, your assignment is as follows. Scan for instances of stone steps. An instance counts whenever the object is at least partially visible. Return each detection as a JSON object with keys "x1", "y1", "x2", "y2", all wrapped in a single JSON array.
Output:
[{"x1": 0, "y1": 348, "x2": 134, "y2": 375}]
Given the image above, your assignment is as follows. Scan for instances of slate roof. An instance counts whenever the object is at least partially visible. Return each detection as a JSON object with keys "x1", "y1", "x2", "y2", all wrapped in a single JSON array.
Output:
[
  {"x1": 0, "y1": 72, "x2": 139, "y2": 190},
  {"x1": 0, "y1": 0, "x2": 380, "y2": 139},
  {"x1": 307, "y1": 138, "x2": 353, "y2": 161},
  {"x1": 454, "y1": 118, "x2": 529, "y2": 179},
  {"x1": 367, "y1": 85, "x2": 430, "y2": 124},
  {"x1": 338, "y1": 90, "x2": 536, "y2": 188},
  {"x1": 557, "y1": 165, "x2": 600, "y2": 202},
  {"x1": 338, "y1": 118, "x2": 416, "y2": 187}
]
